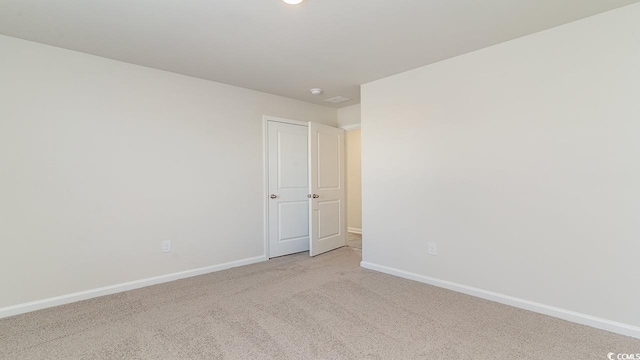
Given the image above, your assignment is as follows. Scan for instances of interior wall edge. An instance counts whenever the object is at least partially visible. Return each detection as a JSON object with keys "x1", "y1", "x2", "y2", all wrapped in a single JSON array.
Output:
[
  {"x1": 347, "y1": 228, "x2": 362, "y2": 234},
  {"x1": 360, "y1": 261, "x2": 640, "y2": 339},
  {"x1": 0, "y1": 255, "x2": 267, "y2": 320},
  {"x1": 341, "y1": 124, "x2": 361, "y2": 131}
]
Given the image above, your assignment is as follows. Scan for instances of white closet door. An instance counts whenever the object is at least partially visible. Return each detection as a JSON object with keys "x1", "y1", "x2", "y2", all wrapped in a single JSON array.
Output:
[
  {"x1": 268, "y1": 121, "x2": 310, "y2": 258},
  {"x1": 309, "y1": 122, "x2": 346, "y2": 257}
]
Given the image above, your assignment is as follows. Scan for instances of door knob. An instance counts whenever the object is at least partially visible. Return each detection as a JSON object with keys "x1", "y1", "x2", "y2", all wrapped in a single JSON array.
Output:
[
  {"x1": 313, "y1": 194, "x2": 319, "y2": 198},
  {"x1": 270, "y1": 194, "x2": 278, "y2": 199}
]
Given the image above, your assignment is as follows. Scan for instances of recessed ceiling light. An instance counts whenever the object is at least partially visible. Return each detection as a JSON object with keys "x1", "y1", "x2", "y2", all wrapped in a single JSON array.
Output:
[
  {"x1": 310, "y1": 88, "x2": 323, "y2": 96},
  {"x1": 282, "y1": 0, "x2": 305, "y2": 4}
]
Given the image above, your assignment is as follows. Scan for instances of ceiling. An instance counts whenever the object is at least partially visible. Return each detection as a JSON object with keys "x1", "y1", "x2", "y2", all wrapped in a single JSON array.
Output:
[{"x1": 0, "y1": 0, "x2": 637, "y2": 108}]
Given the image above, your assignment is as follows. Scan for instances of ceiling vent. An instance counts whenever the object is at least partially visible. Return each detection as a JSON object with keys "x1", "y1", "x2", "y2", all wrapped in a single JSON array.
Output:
[{"x1": 324, "y1": 96, "x2": 351, "y2": 104}]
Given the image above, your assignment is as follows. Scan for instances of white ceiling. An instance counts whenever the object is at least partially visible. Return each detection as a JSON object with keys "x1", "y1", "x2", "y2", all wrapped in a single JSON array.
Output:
[{"x1": 0, "y1": 0, "x2": 637, "y2": 108}]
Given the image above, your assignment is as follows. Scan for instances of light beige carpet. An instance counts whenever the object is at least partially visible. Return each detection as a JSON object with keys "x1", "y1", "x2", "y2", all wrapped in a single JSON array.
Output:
[
  {"x1": 347, "y1": 232, "x2": 362, "y2": 250},
  {"x1": 1, "y1": 247, "x2": 637, "y2": 359}
]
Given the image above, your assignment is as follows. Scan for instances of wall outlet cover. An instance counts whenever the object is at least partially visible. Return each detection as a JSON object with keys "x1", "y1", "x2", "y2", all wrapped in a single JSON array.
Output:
[
  {"x1": 162, "y1": 240, "x2": 172, "y2": 253},
  {"x1": 428, "y1": 242, "x2": 437, "y2": 256}
]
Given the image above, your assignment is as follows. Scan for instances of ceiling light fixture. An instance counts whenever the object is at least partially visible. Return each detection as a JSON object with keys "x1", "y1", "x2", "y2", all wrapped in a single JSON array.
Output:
[
  {"x1": 310, "y1": 88, "x2": 323, "y2": 96},
  {"x1": 282, "y1": 0, "x2": 305, "y2": 4}
]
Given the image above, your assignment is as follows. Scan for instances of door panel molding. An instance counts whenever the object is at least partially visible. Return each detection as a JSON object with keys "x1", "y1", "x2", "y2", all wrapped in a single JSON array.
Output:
[
  {"x1": 317, "y1": 200, "x2": 341, "y2": 240},
  {"x1": 316, "y1": 132, "x2": 341, "y2": 190}
]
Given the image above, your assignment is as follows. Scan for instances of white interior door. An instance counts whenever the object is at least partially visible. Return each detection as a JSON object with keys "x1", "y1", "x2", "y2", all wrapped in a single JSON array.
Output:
[
  {"x1": 268, "y1": 121, "x2": 310, "y2": 258},
  {"x1": 309, "y1": 122, "x2": 346, "y2": 257}
]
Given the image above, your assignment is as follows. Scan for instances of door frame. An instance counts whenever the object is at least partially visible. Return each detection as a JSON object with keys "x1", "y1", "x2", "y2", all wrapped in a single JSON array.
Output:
[{"x1": 262, "y1": 115, "x2": 309, "y2": 259}]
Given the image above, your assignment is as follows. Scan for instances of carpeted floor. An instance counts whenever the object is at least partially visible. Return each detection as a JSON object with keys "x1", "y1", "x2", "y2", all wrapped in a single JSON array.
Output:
[
  {"x1": 347, "y1": 232, "x2": 362, "y2": 250},
  {"x1": 1, "y1": 247, "x2": 637, "y2": 359}
]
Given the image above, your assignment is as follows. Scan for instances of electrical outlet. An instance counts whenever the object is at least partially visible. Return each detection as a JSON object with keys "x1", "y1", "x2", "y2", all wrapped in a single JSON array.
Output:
[
  {"x1": 428, "y1": 242, "x2": 437, "y2": 256},
  {"x1": 162, "y1": 240, "x2": 172, "y2": 253}
]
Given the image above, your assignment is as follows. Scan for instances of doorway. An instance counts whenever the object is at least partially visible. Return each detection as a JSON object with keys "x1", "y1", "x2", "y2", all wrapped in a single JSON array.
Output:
[
  {"x1": 264, "y1": 116, "x2": 346, "y2": 259},
  {"x1": 345, "y1": 126, "x2": 362, "y2": 250}
]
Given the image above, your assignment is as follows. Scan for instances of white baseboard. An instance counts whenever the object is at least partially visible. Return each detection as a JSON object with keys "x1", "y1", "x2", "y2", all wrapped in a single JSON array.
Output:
[
  {"x1": 348, "y1": 227, "x2": 362, "y2": 234},
  {"x1": 360, "y1": 261, "x2": 640, "y2": 339},
  {"x1": 0, "y1": 255, "x2": 267, "y2": 319}
]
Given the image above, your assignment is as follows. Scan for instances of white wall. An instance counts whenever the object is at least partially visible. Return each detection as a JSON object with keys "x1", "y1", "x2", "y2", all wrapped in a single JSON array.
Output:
[
  {"x1": 337, "y1": 104, "x2": 361, "y2": 128},
  {"x1": 361, "y1": 3, "x2": 640, "y2": 333},
  {"x1": 0, "y1": 35, "x2": 337, "y2": 310}
]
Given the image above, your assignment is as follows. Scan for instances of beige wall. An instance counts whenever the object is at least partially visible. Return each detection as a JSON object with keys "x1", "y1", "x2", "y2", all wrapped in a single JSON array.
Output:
[
  {"x1": 337, "y1": 104, "x2": 361, "y2": 128},
  {"x1": 346, "y1": 129, "x2": 362, "y2": 232},
  {"x1": 362, "y1": 3, "x2": 640, "y2": 334},
  {"x1": 0, "y1": 34, "x2": 337, "y2": 310},
  {"x1": 339, "y1": 103, "x2": 363, "y2": 232}
]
